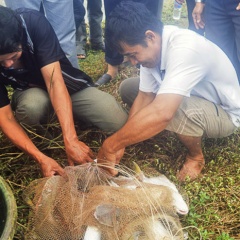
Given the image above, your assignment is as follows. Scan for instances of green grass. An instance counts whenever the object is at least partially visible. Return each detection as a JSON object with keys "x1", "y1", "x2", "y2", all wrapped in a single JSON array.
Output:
[{"x1": 1, "y1": 0, "x2": 240, "y2": 239}]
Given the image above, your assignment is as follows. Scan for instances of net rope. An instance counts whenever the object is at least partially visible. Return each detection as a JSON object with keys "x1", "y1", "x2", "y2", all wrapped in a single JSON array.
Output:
[{"x1": 23, "y1": 163, "x2": 187, "y2": 240}]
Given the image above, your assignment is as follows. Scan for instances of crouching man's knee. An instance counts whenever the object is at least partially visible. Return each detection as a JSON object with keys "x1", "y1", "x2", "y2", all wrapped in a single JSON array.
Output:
[
  {"x1": 166, "y1": 96, "x2": 236, "y2": 138},
  {"x1": 11, "y1": 88, "x2": 52, "y2": 126}
]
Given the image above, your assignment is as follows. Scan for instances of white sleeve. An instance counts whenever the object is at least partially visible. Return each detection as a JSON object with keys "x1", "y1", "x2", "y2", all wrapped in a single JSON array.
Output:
[
  {"x1": 139, "y1": 66, "x2": 160, "y2": 93},
  {"x1": 158, "y1": 45, "x2": 207, "y2": 96}
]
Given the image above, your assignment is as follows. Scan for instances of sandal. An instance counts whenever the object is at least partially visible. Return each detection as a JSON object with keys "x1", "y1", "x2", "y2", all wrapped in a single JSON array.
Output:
[
  {"x1": 95, "y1": 73, "x2": 112, "y2": 86},
  {"x1": 77, "y1": 54, "x2": 86, "y2": 59}
]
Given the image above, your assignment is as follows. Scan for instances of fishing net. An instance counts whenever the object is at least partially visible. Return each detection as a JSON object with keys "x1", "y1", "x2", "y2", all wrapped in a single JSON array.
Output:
[{"x1": 23, "y1": 163, "x2": 188, "y2": 240}]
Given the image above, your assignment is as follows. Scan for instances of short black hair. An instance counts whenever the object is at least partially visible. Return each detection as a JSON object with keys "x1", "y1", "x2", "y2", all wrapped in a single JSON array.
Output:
[
  {"x1": 0, "y1": 6, "x2": 23, "y2": 54},
  {"x1": 105, "y1": 1, "x2": 163, "y2": 53}
]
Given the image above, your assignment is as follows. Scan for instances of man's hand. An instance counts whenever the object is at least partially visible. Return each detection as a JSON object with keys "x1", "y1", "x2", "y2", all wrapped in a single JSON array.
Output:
[
  {"x1": 237, "y1": 3, "x2": 240, "y2": 10},
  {"x1": 39, "y1": 156, "x2": 65, "y2": 177},
  {"x1": 192, "y1": 2, "x2": 205, "y2": 29},
  {"x1": 65, "y1": 139, "x2": 94, "y2": 166},
  {"x1": 0, "y1": 104, "x2": 65, "y2": 177},
  {"x1": 97, "y1": 140, "x2": 125, "y2": 175}
]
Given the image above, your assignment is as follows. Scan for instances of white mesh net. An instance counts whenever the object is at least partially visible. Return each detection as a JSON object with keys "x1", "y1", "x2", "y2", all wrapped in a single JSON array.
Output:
[{"x1": 23, "y1": 163, "x2": 188, "y2": 240}]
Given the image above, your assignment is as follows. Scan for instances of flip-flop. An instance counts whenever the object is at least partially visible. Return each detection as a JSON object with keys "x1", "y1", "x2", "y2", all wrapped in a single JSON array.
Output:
[
  {"x1": 77, "y1": 54, "x2": 86, "y2": 59},
  {"x1": 95, "y1": 73, "x2": 112, "y2": 86}
]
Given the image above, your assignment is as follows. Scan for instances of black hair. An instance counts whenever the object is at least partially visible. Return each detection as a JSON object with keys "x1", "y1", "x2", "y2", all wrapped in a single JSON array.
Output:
[
  {"x1": 105, "y1": 1, "x2": 163, "y2": 53},
  {"x1": 0, "y1": 6, "x2": 23, "y2": 54}
]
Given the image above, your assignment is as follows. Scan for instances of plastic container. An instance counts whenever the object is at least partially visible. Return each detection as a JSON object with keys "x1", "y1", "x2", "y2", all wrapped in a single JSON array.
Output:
[
  {"x1": 173, "y1": 1, "x2": 182, "y2": 20},
  {"x1": 0, "y1": 176, "x2": 17, "y2": 240}
]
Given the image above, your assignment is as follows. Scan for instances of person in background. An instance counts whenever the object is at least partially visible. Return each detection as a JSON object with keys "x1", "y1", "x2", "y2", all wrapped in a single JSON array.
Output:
[
  {"x1": 174, "y1": 0, "x2": 204, "y2": 35},
  {"x1": 193, "y1": 0, "x2": 240, "y2": 82},
  {"x1": 74, "y1": 0, "x2": 86, "y2": 30},
  {"x1": 97, "y1": 2, "x2": 240, "y2": 181},
  {"x1": 0, "y1": 6, "x2": 128, "y2": 177},
  {"x1": 5, "y1": 0, "x2": 79, "y2": 68},
  {"x1": 75, "y1": 0, "x2": 105, "y2": 59},
  {"x1": 95, "y1": 0, "x2": 164, "y2": 86},
  {"x1": 74, "y1": 0, "x2": 87, "y2": 59}
]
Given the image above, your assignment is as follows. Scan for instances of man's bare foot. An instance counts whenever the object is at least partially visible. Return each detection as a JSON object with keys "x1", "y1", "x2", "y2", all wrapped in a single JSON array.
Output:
[{"x1": 177, "y1": 155, "x2": 205, "y2": 182}]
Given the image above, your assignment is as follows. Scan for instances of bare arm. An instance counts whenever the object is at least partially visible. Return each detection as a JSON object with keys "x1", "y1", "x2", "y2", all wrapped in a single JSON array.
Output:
[
  {"x1": 0, "y1": 104, "x2": 64, "y2": 177},
  {"x1": 97, "y1": 91, "x2": 155, "y2": 174},
  {"x1": 128, "y1": 90, "x2": 156, "y2": 119},
  {"x1": 173, "y1": 1, "x2": 205, "y2": 30},
  {"x1": 97, "y1": 93, "x2": 184, "y2": 174},
  {"x1": 41, "y1": 61, "x2": 94, "y2": 165}
]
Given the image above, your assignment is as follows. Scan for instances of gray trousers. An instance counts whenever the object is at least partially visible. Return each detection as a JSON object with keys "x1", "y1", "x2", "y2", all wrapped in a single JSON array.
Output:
[{"x1": 11, "y1": 87, "x2": 128, "y2": 133}]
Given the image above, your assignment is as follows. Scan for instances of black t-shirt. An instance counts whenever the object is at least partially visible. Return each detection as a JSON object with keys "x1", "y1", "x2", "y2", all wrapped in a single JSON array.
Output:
[{"x1": 0, "y1": 8, "x2": 93, "y2": 108}]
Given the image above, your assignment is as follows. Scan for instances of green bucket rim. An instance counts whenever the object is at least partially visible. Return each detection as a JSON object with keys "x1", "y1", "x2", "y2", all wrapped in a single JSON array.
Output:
[{"x1": 0, "y1": 176, "x2": 17, "y2": 240}]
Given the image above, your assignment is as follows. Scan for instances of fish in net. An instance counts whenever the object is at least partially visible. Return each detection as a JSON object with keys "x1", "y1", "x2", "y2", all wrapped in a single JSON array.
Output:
[{"x1": 22, "y1": 162, "x2": 189, "y2": 240}]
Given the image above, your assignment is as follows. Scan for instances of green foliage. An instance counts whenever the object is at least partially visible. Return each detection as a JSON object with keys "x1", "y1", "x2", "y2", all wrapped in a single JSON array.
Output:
[
  {"x1": 216, "y1": 233, "x2": 235, "y2": 240},
  {"x1": 78, "y1": 49, "x2": 106, "y2": 81}
]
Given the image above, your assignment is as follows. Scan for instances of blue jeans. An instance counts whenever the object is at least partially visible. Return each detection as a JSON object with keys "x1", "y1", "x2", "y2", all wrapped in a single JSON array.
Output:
[
  {"x1": 11, "y1": 87, "x2": 128, "y2": 133},
  {"x1": 205, "y1": 0, "x2": 240, "y2": 82},
  {"x1": 5, "y1": 0, "x2": 79, "y2": 69}
]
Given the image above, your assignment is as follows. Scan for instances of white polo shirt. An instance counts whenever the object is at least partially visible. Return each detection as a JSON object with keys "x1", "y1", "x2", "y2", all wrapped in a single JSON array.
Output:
[{"x1": 139, "y1": 25, "x2": 240, "y2": 127}]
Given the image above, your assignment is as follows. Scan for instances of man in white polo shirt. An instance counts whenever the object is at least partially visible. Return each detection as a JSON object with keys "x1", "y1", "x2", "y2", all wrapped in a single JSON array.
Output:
[{"x1": 97, "y1": 1, "x2": 240, "y2": 181}]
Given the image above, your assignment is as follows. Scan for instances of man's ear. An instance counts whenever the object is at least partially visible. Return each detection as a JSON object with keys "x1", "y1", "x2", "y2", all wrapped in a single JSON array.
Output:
[{"x1": 145, "y1": 30, "x2": 156, "y2": 41}]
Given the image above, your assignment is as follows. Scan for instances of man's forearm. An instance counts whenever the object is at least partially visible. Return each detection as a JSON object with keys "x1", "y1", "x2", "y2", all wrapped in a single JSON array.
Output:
[
  {"x1": 0, "y1": 107, "x2": 46, "y2": 163},
  {"x1": 104, "y1": 93, "x2": 183, "y2": 153},
  {"x1": 104, "y1": 103, "x2": 170, "y2": 153},
  {"x1": 51, "y1": 88, "x2": 77, "y2": 143},
  {"x1": 41, "y1": 62, "x2": 78, "y2": 143},
  {"x1": 128, "y1": 91, "x2": 155, "y2": 119}
]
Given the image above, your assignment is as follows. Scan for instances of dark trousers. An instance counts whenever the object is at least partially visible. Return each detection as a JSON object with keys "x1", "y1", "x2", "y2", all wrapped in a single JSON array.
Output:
[
  {"x1": 103, "y1": 0, "x2": 163, "y2": 66},
  {"x1": 205, "y1": 0, "x2": 240, "y2": 82},
  {"x1": 73, "y1": 0, "x2": 85, "y2": 29},
  {"x1": 87, "y1": 0, "x2": 104, "y2": 45}
]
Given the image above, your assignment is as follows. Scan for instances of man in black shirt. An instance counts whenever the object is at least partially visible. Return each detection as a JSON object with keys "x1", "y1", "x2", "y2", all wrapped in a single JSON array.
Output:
[{"x1": 0, "y1": 6, "x2": 128, "y2": 177}]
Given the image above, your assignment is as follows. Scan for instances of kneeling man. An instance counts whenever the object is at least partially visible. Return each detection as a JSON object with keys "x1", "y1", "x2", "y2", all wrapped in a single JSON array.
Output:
[{"x1": 97, "y1": 1, "x2": 240, "y2": 181}]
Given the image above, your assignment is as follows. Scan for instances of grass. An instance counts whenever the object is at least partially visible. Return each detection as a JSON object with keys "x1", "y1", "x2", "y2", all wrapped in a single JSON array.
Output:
[{"x1": 1, "y1": 0, "x2": 240, "y2": 239}]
